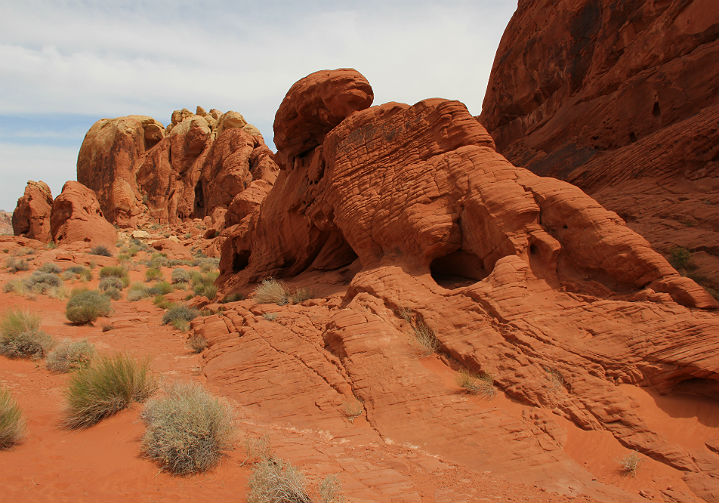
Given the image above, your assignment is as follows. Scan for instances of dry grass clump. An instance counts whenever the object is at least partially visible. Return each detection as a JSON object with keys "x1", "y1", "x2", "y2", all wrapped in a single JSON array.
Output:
[
  {"x1": 147, "y1": 281, "x2": 172, "y2": 296},
  {"x1": 620, "y1": 451, "x2": 641, "y2": 476},
  {"x1": 0, "y1": 387, "x2": 24, "y2": 449},
  {"x1": 5, "y1": 271, "x2": 66, "y2": 298},
  {"x1": 62, "y1": 265, "x2": 92, "y2": 281},
  {"x1": 319, "y1": 475, "x2": 345, "y2": 503},
  {"x1": 0, "y1": 310, "x2": 54, "y2": 359},
  {"x1": 456, "y1": 369, "x2": 495, "y2": 398},
  {"x1": 38, "y1": 262, "x2": 61, "y2": 274},
  {"x1": 192, "y1": 271, "x2": 218, "y2": 300},
  {"x1": 66, "y1": 290, "x2": 111, "y2": 325},
  {"x1": 254, "y1": 278, "x2": 313, "y2": 306},
  {"x1": 248, "y1": 457, "x2": 312, "y2": 503},
  {"x1": 141, "y1": 382, "x2": 234, "y2": 474},
  {"x1": 342, "y1": 399, "x2": 363, "y2": 423},
  {"x1": 145, "y1": 267, "x2": 163, "y2": 282},
  {"x1": 65, "y1": 354, "x2": 155, "y2": 428},
  {"x1": 90, "y1": 245, "x2": 112, "y2": 257},
  {"x1": 5, "y1": 256, "x2": 30, "y2": 273},
  {"x1": 398, "y1": 308, "x2": 439, "y2": 355},
  {"x1": 187, "y1": 333, "x2": 208, "y2": 353},
  {"x1": 46, "y1": 339, "x2": 95, "y2": 373},
  {"x1": 171, "y1": 268, "x2": 192, "y2": 285},
  {"x1": 99, "y1": 266, "x2": 129, "y2": 287},
  {"x1": 163, "y1": 305, "x2": 199, "y2": 331},
  {"x1": 127, "y1": 282, "x2": 151, "y2": 301}
]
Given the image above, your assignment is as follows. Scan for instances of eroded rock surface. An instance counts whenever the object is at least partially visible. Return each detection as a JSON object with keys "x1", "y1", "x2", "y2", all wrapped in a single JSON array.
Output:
[
  {"x1": 12, "y1": 180, "x2": 53, "y2": 242},
  {"x1": 212, "y1": 68, "x2": 718, "y2": 502},
  {"x1": 479, "y1": 0, "x2": 719, "y2": 295},
  {"x1": 50, "y1": 181, "x2": 117, "y2": 248}
]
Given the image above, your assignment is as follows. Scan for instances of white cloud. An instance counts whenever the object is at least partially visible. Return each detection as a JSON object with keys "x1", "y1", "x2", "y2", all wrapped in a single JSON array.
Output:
[{"x1": 0, "y1": 0, "x2": 517, "y2": 211}]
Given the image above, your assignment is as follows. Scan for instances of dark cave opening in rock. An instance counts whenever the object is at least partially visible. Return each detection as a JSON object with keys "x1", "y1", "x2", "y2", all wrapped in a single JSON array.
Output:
[
  {"x1": 193, "y1": 182, "x2": 205, "y2": 217},
  {"x1": 232, "y1": 250, "x2": 250, "y2": 273},
  {"x1": 430, "y1": 250, "x2": 488, "y2": 289}
]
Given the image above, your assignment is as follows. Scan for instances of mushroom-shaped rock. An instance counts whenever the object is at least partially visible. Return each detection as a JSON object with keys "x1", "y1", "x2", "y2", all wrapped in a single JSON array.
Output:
[
  {"x1": 50, "y1": 181, "x2": 117, "y2": 248},
  {"x1": 273, "y1": 68, "x2": 374, "y2": 163},
  {"x1": 12, "y1": 180, "x2": 53, "y2": 242}
]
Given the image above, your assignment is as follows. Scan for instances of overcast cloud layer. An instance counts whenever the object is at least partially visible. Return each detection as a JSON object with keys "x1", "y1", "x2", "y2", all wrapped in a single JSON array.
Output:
[{"x1": 0, "y1": 0, "x2": 516, "y2": 211}]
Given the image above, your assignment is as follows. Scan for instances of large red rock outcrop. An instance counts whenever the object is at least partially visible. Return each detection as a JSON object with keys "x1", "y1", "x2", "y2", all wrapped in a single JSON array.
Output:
[
  {"x1": 213, "y1": 69, "x2": 717, "y2": 502},
  {"x1": 77, "y1": 108, "x2": 278, "y2": 227},
  {"x1": 50, "y1": 181, "x2": 117, "y2": 248},
  {"x1": 479, "y1": 0, "x2": 719, "y2": 296},
  {"x1": 12, "y1": 180, "x2": 53, "y2": 242}
]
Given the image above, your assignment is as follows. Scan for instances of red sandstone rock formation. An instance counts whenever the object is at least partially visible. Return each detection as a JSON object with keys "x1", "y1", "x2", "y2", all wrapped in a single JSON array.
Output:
[
  {"x1": 212, "y1": 69, "x2": 718, "y2": 502},
  {"x1": 479, "y1": 0, "x2": 719, "y2": 296},
  {"x1": 50, "y1": 181, "x2": 117, "y2": 248},
  {"x1": 12, "y1": 180, "x2": 53, "y2": 242},
  {"x1": 0, "y1": 211, "x2": 12, "y2": 235},
  {"x1": 77, "y1": 108, "x2": 278, "y2": 228}
]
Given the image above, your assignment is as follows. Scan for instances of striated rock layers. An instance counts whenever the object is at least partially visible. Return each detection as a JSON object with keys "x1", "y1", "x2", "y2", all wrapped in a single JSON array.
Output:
[
  {"x1": 479, "y1": 0, "x2": 719, "y2": 295},
  {"x1": 208, "y1": 69, "x2": 718, "y2": 502},
  {"x1": 50, "y1": 181, "x2": 117, "y2": 248},
  {"x1": 77, "y1": 107, "x2": 278, "y2": 228},
  {"x1": 12, "y1": 181, "x2": 54, "y2": 242}
]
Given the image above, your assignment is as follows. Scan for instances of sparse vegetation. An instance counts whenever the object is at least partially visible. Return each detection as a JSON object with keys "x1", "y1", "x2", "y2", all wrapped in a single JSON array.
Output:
[
  {"x1": 620, "y1": 451, "x2": 641, "y2": 476},
  {"x1": 171, "y1": 268, "x2": 192, "y2": 285},
  {"x1": 398, "y1": 308, "x2": 438, "y2": 355},
  {"x1": 162, "y1": 305, "x2": 199, "y2": 331},
  {"x1": 38, "y1": 262, "x2": 61, "y2": 274},
  {"x1": 99, "y1": 266, "x2": 129, "y2": 287},
  {"x1": 192, "y1": 271, "x2": 218, "y2": 300},
  {"x1": 90, "y1": 245, "x2": 112, "y2": 257},
  {"x1": 147, "y1": 281, "x2": 172, "y2": 296},
  {"x1": 456, "y1": 369, "x2": 495, "y2": 398},
  {"x1": 145, "y1": 267, "x2": 163, "y2": 282},
  {"x1": 62, "y1": 265, "x2": 92, "y2": 281},
  {"x1": 0, "y1": 387, "x2": 24, "y2": 449},
  {"x1": 220, "y1": 292, "x2": 245, "y2": 303},
  {"x1": 141, "y1": 382, "x2": 234, "y2": 474},
  {"x1": 263, "y1": 312, "x2": 278, "y2": 321},
  {"x1": 65, "y1": 354, "x2": 155, "y2": 428},
  {"x1": 4, "y1": 271, "x2": 65, "y2": 298},
  {"x1": 5, "y1": 256, "x2": 29, "y2": 273},
  {"x1": 253, "y1": 278, "x2": 313, "y2": 306},
  {"x1": 99, "y1": 276, "x2": 124, "y2": 293},
  {"x1": 65, "y1": 290, "x2": 112, "y2": 325},
  {"x1": 198, "y1": 257, "x2": 220, "y2": 272},
  {"x1": 668, "y1": 247, "x2": 693, "y2": 271},
  {"x1": 342, "y1": 399, "x2": 363, "y2": 422},
  {"x1": 0, "y1": 310, "x2": 54, "y2": 359},
  {"x1": 127, "y1": 283, "x2": 151, "y2": 301},
  {"x1": 146, "y1": 253, "x2": 168, "y2": 269},
  {"x1": 319, "y1": 475, "x2": 345, "y2": 503},
  {"x1": 46, "y1": 339, "x2": 95, "y2": 373},
  {"x1": 187, "y1": 333, "x2": 207, "y2": 353},
  {"x1": 248, "y1": 456, "x2": 312, "y2": 503}
]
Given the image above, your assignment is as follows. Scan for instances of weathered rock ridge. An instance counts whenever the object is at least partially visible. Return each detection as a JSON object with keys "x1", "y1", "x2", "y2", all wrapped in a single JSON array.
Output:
[
  {"x1": 209, "y1": 68, "x2": 717, "y2": 502},
  {"x1": 50, "y1": 181, "x2": 117, "y2": 248},
  {"x1": 12, "y1": 180, "x2": 53, "y2": 242},
  {"x1": 479, "y1": 0, "x2": 719, "y2": 296},
  {"x1": 77, "y1": 107, "x2": 278, "y2": 228}
]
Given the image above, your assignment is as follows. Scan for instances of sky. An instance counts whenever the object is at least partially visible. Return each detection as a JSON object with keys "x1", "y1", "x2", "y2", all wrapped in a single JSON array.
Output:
[{"x1": 0, "y1": 0, "x2": 517, "y2": 212}]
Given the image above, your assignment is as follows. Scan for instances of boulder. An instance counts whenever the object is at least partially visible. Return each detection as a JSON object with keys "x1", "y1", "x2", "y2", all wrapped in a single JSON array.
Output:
[
  {"x1": 479, "y1": 0, "x2": 719, "y2": 295},
  {"x1": 50, "y1": 181, "x2": 117, "y2": 248},
  {"x1": 12, "y1": 180, "x2": 53, "y2": 242},
  {"x1": 0, "y1": 211, "x2": 11, "y2": 235}
]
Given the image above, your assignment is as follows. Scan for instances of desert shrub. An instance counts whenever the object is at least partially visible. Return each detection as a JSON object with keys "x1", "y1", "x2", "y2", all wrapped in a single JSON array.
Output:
[
  {"x1": 127, "y1": 283, "x2": 150, "y2": 301},
  {"x1": 145, "y1": 267, "x2": 163, "y2": 282},
  {"x1": 289, "y1": 288, "x2": 311, "y2": 304},
  {"x1": 319, "y1": 475, "x2": 345, "y2": 503},
  {"x1": 153, "y1": 295, "x2": 173, "y2": 309},
  {"x1": 3, "y1": 279, "x2": 29, "y2": 296},
  {"x1": 99, "y1": 276, "x2": 124, "y2": 293},
  {"x1": 187, "y1": 333, "x2": 207, "y2": 353},
  {"x1": 5, "y1": 257, "x2": 29, "y2": 273},
  {"x1": 141, "y1": 382, "x2": 234, "y2": 474},
  {"x1": 248, "y1": 457, "x2": 311, "y2": 503},
  {"x1": 146, "y1": 253, "x2": 167, "y2": 269},
  {"x1": 192, "y1": 271, "x2": 218, "y2": 300},
  {"x1": 99, "y1": 266, "x2": 129, "y2": 286},
  {"x1": 220, "y1": 292, "x2": 244, "y2": 303},
  {"x1": 171, "y1": 268, "x2": 192, "y2": 284},
  {"x1": 65, "y1": 354, "x2": 155, "y2": 428},
  {"x1": 0, "y1": 310, "x2": 54, "y2": 359},
  {"x1": 0, "y1": 387, "x2": 24, "y2": 449},
  {"x1": 147, "y1": 281, "x2": 172, "y2": 296},
  {"x1": 456, "y1": 369, "x2": 495, "y2": 397},
  {"x1": 163, "y1": 305, "x2": 199, "y2": 331},
  {"x1": 39, "y1": 262, "x2": 61, "y2": 274},
  {"x1": 46, "y1": 339, "x2": 95, "y2": 373},
  {"x1": 90, "y1": 245, "x2": 112, "y2": 257},
  {"x1": 398, "y1": 309, "x2": 438, "y2": 355},
  {"x1": 620, "y1": 451, "x2": 641, "y2": 476},
  {"x1": 62, "y1": 265, "x2": 92, "y2": 281},
  {"x1": 46, "y1": 241, "x2": 57, "y2": 249},
  {"x1": 104, "y1": 287, "x2": 122, "y2": 300},
  {"x1": 199, "y1": 257, "x2": 220, "y2": 273},
  {"x1": 65, "y1": 290, "x2": 111, "y2": 325},
  {"x1": 262, "y1": 312, "x2": 278, "y2": 321},
  {"x1": 254, "y1": 278, "x2": 290, "y2": 305},
  {"x1": 342, "y1": 399, "x2": 363, "y2": 423},
  {"x1": 25, "y1": 271, "x2": 63, "y2": 294},
  {"x1": 668, "y1": 247, "x2": 692, "y2": 271}
]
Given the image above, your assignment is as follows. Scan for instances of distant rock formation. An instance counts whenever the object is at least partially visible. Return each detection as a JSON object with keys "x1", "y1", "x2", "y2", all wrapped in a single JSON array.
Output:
[
  {"x1": 77, "y1": 107, "x2": 278, "y2": 228},
  {"x1": 50, "y1": 181, "x2": 117, "y2": 248},
  {"x1": 479, "y1": 0, "x2": 719, "y2": 295},
  {"x1": 12, "y1": 180, "x2": 53, "y2": 242},
  {"x1": 0, "y1": 210, "x2": 13, "y2": 235}
]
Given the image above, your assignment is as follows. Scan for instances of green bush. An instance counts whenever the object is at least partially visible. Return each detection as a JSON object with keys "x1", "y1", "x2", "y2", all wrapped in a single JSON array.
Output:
[
  {"x1": 62, "y1": 265, "x2": 92, "y2": 281},
  {"x1": 0, "y1": 310, "x2": 54, "y2": 359},
  {"x1": 220, "y1": 292, "x2": 245, "y2": 303},
  {"x1": 0, "y1": 387, "x2": 24, "y2": 449},
  {"x1": 163, "y1": 305, "x2": 199, "y2": 331},
  {"x1": 99, "y1": 266, "x2": 129, "y2": 287},
  {"x1": 20, "y1": 272, "x2": 64, "y2": 295},
  {"x1": 141, "y1": 382, "x2": 234, "y2": 474},
  {"x1": 46, "y1": 339, "x2": 95, "y2": 373},
  {"x1": 171, "y1": 268, "x2": 192, "y2": 284},
  {"x1": 104, "y1": 287, "x2": 122, "y2": 300},
  {"x1": 5, "y1": 257, "x2": 29, "y2": 273},
  {"x1": 199, "y1": 257, "x2": 220, "y2": 273},
  {"x1": 65, "y1": 290, "x2": 111, "y2": 325},
  {"x1": 147, "y1": 281, "x2": 172, "y2": 296},
  {"x1": 65, "y1": 354, "x2": 155, "y2": 428},
  {"x1": 99, "y1": 276, "x2": 124, "y2": 293},
  {"x1": 669, "y1": 247, "x2": 692, "y2": 271},
  {"x1": 127, "y1": 283, "x2": 151, "y2": 301},
  {"x1": 145, "y1": 267, "x2": 163, "y2": 282},
  {"x1": 192, "y1": 271, "x2": 218, "y2": 300},
  {"x1": 90, "y1": 245, "x2": 112, "y2": 257},
  {"x1": 248, "y1": 456, "x2": 311, "y2": 503},
  {"x1": 39, "y1": 263, "x2": 61, "y2": 274},
  {"x1": 146, "y1": 253, "x2": 167, "y2": 269}
]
